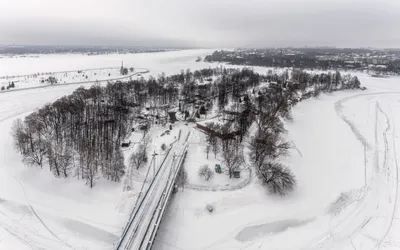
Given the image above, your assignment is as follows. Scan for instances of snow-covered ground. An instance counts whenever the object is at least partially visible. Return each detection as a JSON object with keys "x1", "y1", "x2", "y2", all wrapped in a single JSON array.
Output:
[
  {"x1": 0, "y1": 67, "x2": 140, "y2": 91},
  {"x1": 153, "y1": 73, "x2": 400, "y2": 250},
  {"x1": 1, "y1": 49, "x2": 400, "y2": 250}
]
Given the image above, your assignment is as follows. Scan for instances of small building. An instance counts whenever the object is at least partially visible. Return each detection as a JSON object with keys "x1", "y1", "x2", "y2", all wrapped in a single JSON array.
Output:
[{"x1": 215, "y1": 164, "x2": 222, "y2": 174}]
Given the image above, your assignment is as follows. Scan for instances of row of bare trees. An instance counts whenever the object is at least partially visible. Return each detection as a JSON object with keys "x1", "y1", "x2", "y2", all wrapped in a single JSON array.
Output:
[{"x1": 12, "y1": 83, "x2": 132, "y2": 187}]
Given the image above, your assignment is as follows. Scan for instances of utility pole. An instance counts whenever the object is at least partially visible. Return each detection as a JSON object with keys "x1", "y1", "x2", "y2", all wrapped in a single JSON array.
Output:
[{"x1": 152, "y1": 151, "x2": 158, "y2": 178}]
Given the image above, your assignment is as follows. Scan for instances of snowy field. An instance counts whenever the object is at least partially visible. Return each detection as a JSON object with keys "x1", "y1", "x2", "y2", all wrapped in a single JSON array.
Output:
[
  {"x1": 0, "y1": 49, "x2": 217, "y2": 77},
  {"x1": 0, "y1": 67, "x2": 141, "y2": 91},
  {"x1": 0, "y1": 49, "x2": 220, "y2": 91},
  {"x1": 1, "y1": 49, "x2": 400, "y2": 250}
]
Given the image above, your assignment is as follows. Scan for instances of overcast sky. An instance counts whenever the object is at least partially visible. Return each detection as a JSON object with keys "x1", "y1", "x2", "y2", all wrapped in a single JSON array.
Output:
[{"x1": 0, "y1": 0, "x2": 399, "y2": 48}]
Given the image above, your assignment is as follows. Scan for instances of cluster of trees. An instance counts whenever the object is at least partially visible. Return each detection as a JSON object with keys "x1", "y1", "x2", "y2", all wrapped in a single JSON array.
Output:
[
  {"x1": 129, "y1": 136, "x2": 150, "y2": 170},
  {"x1": 9, "y1": 67, "x2": 245, "y2": 188},
  {"x1": 11, "y1": 64, "x2": 362, "y2": 190},
  {"x1": 120, "y1": 66, "x2": 128, "y2": 75},
  {"x1": 11, "y1": 73, "x2": 181, "y2": 187},
  {"x1": 249, "y1": 83, "x2": 295, "y2": 196},
  {"x1": 204, "y1": 50, "x2": 332, "y2": 69},
  {"x1": 9, "y1": 71, "x2": 182, "y2": 188},
  {"x1": 198, "y1": 67, "x2": 362, "y2": 195},
  {"x1": 248, "y1": 69, "x2": 362, "y2": 195},
  {"x1": 203, "y1": 122, "x2": 244, "y2": 179},
  {"x1": 12, "y1": 83, "x2": 131, "y2": 187},
  {"x1": 205, "y1": 50, "x2": 400, "y2": 73},
  {"x1": 1, "y1": 82, "x2": 15, "y2": 90}
]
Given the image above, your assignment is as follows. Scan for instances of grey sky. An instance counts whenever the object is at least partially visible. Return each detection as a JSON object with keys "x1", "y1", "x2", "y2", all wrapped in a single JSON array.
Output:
[{"x1": 0, "y1": 0, "x2": 399, "y2": 48}]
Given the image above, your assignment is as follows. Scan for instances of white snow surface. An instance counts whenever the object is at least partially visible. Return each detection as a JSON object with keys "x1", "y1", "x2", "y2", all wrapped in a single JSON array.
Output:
[{"x1": 1, "y1": 49, "x2": 400, "y2": 250}]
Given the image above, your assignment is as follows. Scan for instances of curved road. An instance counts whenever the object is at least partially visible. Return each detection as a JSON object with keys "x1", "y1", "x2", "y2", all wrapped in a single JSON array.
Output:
[{"x1": 0, "y1": 68, "x2": 149, "y2": 94}]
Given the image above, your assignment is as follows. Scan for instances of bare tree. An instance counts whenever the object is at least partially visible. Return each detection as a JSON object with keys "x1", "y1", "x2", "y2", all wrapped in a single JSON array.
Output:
[
  {"x1": 257, "y1": 162, "x2": 296, "y2": 196},
  {"x1": 205, "y1": 144, "x2": 211, "y2": 159},
  {"x1": 129, "y1": 143, "x2": 147, "y2": 170},
  {"x1": 111, "y1": 149, "x2": 125, "y2": 182},
  {"x1": 82, "y1": 148, "x2": 98, "y2": 188},
  {"x1": 198, "y1": 165, "x2": 214, "y2": 181},
  {"x1": 11, "y1": 118, "x2": 27, "y2": 154},
  {"x1": 249, "y1": 130, "x2": 290, "y2": 168},
  {"x1": 222, "y1": 143, "x2": 243, "y2": 178},
  {"x1": 206, "y1": 134, "x2": 219, "y2": 158},
  {"x1": 22, "y1": 144, "x2": 46, "y2": 168},
  {"x1": 176, "y1": 166, "x2": 188, "y2": 189}
]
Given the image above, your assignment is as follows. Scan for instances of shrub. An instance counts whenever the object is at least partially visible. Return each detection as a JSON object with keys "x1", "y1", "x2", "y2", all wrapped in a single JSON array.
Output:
[
  {"x1": 161, "y1": 143, "x2": 166, "y2": 151},
  {"x1": 198, "y1": 165, "x2": 214, "y2": 181},
  {"x1": 176, "y1": 166, "x2": 188, "y2": 188},
  {"x1": 257, "y1": 162, "x2": 296, "y2": 196}
]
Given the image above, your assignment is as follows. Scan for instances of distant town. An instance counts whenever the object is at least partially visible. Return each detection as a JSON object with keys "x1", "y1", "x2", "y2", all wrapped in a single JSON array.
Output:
[{"x1": 205, "y1": 48, "x2": 400, "y2": 75}]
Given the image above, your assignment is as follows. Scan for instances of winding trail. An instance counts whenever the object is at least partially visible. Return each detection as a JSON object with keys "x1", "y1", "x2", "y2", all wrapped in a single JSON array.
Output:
[
  {"x1": 13, "y1": 177, "x2": 75, "y2": 250},
  {"x1": 375, "y1": 103, "x2": 399, "y2": 249},
  {"x1": 307, "y1": 92, "x2": 400, "y2": 250}
]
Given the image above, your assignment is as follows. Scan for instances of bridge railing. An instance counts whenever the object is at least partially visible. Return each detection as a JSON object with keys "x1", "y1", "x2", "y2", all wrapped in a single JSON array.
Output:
[
  {"x1": 115, "y1": 145, "x2": 173, "y2": 250},
  {"x1": 142, "y1": 144, "x2": 188, "y2": 250}
]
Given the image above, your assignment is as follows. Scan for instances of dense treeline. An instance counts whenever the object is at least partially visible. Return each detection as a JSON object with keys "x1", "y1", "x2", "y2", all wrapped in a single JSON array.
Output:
[
  {"x1": 205, "y1": 50, "x2": 400, "y2": 73},
  {"x1": 248, "y1": 69, "x2": 362, "y2": 195},
  {"x1": 10, "y1": 68, "x2": 228, "y2": 188},
  {"x1": 201, "y1": 68, "x2": 362, "y2": 195},
  {"x1": 205, "y1": 50, "x2": 344, "y2": 69},
  {"x1": 12, "y1": 66, "x2": 362, "y2": 191}
]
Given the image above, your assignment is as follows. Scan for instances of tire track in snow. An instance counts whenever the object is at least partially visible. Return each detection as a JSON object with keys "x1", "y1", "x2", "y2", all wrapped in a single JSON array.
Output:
[
  {"x1": 0, "y1": 205, "x2": 59, "y2": 250},
  {"x1": 377, "y1": 103, "x2": 390, "y2": 179},
  {"x1": 375, "y1": 103, "x2": 399, "y2": 249},
  {"x1": 13, "y1": 177, "x2": 75, "y2": 250},
  {"x1": 307, "y1": 92, "x2": 400, "y2": 250}
]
